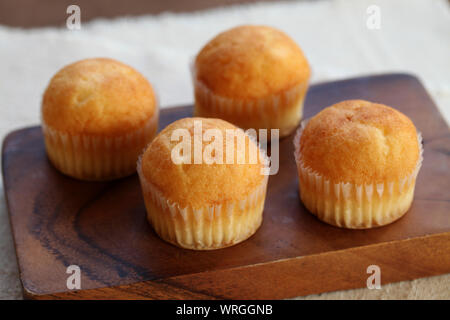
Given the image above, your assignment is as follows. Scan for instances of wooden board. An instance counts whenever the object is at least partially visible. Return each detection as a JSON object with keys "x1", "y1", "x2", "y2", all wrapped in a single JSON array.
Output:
[{"x1": 2, "y1": 74, "x2": 450, "y2": 300}]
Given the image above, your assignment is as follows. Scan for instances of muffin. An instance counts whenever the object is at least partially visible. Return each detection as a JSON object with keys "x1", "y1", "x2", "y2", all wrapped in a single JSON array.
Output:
[
  {"x1": 193, "y1": 25, "x2": 310, "y2": 138},
  {"x1": 137, "y1": 117, "x2": 269, "y2": 250},
  {"x1": 294, "y1": 100, "x2": 423, "y2": 229},
  {"x1": 42, "y1": 58, "x2": 158, "y2": 181}
]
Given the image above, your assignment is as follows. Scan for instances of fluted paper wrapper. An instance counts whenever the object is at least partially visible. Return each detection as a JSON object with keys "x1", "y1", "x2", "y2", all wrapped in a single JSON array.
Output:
[
  {"x1": 137, "y1": 161, "x2": 269, "y2": 250},
  {"x1": 293, "y1": 121, "x2": 424, "y2": 229},
  {"x1": 191, "y1": 62, "x2": 308, "y2": 137},
  {"x1": 42, "y1": 108, "x2": 158, "y2": 181}
]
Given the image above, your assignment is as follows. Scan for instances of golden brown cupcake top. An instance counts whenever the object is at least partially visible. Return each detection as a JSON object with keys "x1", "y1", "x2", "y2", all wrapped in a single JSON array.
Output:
[
  {"x1": 141, "y1": 117, "x2": 266, "y2": 209},
  {"x1": 297, "y1": 100, "x2": 420, "y2": 184},
  {"x1": 42, "y1": 58, "x2": 156, "y2": 136},
  {"x1": 195, "y1": 25, "x2": 310, "y2": 100}
]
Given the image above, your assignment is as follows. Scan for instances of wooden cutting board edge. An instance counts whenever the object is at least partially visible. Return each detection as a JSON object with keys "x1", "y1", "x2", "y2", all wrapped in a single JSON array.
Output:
[{"x1": 24, "y1": 232, "x2": 450, "y2": 299}]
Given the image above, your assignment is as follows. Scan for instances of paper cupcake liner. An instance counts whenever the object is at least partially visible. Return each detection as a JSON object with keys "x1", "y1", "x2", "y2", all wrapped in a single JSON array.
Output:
[
  {"x1": 137, "y1": 161, "x2": 269, "y2": 250},
  {"x1": 191, "y1": 63, "x2": 308, "y2": 137},
  {"x1": 42, "y1": 109, "x2": 159, "y2": 181},
  {"x1": 293, "y1": 120, "x2": 424, "y2": 229}
]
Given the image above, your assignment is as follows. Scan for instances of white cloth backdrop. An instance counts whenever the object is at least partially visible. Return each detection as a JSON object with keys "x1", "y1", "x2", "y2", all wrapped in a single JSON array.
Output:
[{"x1": 0, "y1": 0, "x2": 449, "y2": 299}]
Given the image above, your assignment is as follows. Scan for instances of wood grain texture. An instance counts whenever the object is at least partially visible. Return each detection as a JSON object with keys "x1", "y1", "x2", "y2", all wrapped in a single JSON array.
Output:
[{"x1": 2, "y1": 74, "x2": 449, "y2": 300}]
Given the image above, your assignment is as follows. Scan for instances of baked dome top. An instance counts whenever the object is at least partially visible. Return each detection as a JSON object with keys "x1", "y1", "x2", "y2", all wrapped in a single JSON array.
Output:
[
  {"x1": 42, "y1": 58, "x2": 156, "y2": 136},
  {"x1": 195, "y1": 25, "x2": 310, "y2": 100},
  {"x1": 297, "y1": 100, "x2": 420, "y2": 184},
  {"x1": 141, "y1": 117, "x2": 266, "y2": 209}
]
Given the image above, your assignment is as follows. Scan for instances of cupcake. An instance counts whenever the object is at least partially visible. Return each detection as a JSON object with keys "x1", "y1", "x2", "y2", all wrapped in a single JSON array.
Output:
[
  {"x1": 137, "y1": 117, "x2": 269, "y2": 250},
  {"x1": 193, "y1": 25, "x2": 310, "y2": 138},
  {"x1": 41, "y1": 58, "x2": 158, "y2": 181},
  {"x1": 294, "y1": 100, "x2": 423, "y2": 229}
]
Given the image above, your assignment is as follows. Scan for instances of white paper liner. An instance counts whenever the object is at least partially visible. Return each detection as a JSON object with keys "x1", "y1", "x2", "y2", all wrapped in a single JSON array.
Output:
[
  {"x1": 293, "y1": 120, "x2": 424, "y2": 228},
  {"x1": 42, "y1": 108, "x2": 159, "y2": 181},
  {"x1": 190, "y1": 60, "x2": 308, "y2": 137},
  {"x1": 137, "y1": 159, "x2": 269, "y2": 250}
]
